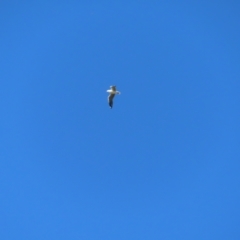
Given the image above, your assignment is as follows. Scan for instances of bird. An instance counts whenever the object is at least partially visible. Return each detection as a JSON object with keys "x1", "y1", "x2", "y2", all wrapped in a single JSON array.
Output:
[{"x1": 106, "y1": 85, "x2": 121, "y2": 108}]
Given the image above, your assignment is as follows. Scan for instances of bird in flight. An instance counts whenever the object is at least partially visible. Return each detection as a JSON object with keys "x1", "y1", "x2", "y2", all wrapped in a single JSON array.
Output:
[{"x1": 106, "y1": 85, "x2": 121, "y2": 108}]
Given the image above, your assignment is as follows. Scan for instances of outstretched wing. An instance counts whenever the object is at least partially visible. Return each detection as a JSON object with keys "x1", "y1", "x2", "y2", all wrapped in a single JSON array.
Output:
[{"x1": 108, "y1": 93, "x2": 115, "y2": 108}]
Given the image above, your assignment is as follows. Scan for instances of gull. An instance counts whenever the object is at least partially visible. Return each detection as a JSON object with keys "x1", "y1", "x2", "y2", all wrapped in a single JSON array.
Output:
[{"x1": 106, "y1": 86, "x2": 121, "y2": 108}]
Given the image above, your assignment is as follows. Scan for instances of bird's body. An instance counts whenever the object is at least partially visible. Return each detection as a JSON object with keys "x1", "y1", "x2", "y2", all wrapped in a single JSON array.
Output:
[{"x1": 106, "y1": 86, "x2": 121, "y2": 108}]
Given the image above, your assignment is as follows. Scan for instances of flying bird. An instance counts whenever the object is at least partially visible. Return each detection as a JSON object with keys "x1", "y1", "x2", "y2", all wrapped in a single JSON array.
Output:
[{"x1": 106, "y1": 85, "x2": 121, "y2": 108}]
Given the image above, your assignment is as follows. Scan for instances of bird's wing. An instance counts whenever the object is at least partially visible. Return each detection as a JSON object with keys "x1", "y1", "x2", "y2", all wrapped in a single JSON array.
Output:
[
  {"x1": 111, "y1": 86, "x2": 116, "y2": 91},
  {"x1": 108, "y1": 93, "x2": 115, "y2": 108}
]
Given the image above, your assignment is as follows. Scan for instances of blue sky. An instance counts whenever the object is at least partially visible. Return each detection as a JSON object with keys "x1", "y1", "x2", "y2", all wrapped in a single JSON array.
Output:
[{"x1": 0, "y1": 1, "x2": 239, "y2": 239}]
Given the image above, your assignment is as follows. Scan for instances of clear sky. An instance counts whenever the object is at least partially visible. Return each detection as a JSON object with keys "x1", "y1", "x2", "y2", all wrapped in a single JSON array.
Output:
[{"x1": 0, "y1": 1, "x2": 239, "y2": 239}]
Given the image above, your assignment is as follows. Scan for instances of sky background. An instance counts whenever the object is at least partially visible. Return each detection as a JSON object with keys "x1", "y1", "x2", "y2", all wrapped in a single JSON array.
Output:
[{"x1": 0, "y1": 1, "x2": 239, "y2": 239}]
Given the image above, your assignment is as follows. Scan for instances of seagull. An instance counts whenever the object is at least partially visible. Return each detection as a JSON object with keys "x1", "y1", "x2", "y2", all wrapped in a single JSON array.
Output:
[{"x1": 106, "y1": 85, "x2": 121, "y2": 108}]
